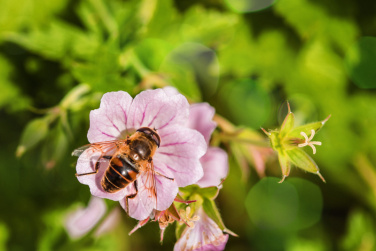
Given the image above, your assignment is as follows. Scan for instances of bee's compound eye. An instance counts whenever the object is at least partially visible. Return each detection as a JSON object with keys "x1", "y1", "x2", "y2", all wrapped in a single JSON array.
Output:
[{"x1": 137, "y1": 127, "x2": 161, "y2": 147}]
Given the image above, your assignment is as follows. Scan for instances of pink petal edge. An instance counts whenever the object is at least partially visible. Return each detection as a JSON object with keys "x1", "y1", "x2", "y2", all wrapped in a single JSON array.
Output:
[
  {"x1": 188, "y1": 103, "x2": 217, "y2": 145},
  {"x1": 196, "y1": 147, "x2": 229, "y2": 188}
]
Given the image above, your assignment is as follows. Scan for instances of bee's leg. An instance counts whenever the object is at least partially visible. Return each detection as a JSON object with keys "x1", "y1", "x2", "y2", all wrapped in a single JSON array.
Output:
[
  {"x1": 155, "y1": 171, "x2": 174, "y2": 181},
  {"x1": 75, "y1": 155, "x2": 112, "y2": 177},
  {"x1": 148, "y1": 157, "x2": 174, "y2": 181},
  {"x1": 125, "y1": 180, "x2": 138, "y2": 214}
]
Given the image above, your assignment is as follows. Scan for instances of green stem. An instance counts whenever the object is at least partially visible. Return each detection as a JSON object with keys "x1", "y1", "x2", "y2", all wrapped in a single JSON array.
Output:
[{"x1": 219, "y1": 134, "x2": 271, "y2": 148}]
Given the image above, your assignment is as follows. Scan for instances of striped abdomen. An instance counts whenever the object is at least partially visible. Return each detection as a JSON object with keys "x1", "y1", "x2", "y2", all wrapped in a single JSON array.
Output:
[{"x1": 101, "y1": 156, "x2": 138, "y2": 193}]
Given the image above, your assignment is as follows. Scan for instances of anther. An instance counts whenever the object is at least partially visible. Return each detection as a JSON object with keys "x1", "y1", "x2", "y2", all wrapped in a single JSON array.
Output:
[{"x1": 298, "y1": 129, "x2": 322, "y2": 154}]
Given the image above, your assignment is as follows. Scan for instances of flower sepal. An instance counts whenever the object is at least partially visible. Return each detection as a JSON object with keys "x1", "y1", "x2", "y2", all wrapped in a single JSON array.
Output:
[
  {"x1": 261, "y1": 102, "x2": 330, "y2": 183},
  {"x1": 175, "y1": 185, "x2": 236, "y2": 240}
]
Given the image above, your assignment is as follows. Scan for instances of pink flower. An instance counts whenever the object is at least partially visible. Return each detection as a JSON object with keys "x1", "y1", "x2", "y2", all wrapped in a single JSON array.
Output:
[
  {"x1": 174, "y1": 208, "x2": 229, "y2": 251},
  {"x1": 75, "y1": 89, "x2": 207, "y2": 220},
  {"x1": 64, "y1": 197, "x2": 106, "y2": 239},
  {"x1": 65, "y1": 197, "x2": 121, "y2": 239},
  {"x1": 187, "y1": 103, "x2": 228, "y2": 188},
  {"x1": 94, "y1": 207, "x2": 121, "y2": 237}
]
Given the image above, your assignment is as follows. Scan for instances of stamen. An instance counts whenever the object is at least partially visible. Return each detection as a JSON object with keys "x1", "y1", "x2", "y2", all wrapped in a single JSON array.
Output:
[
  {"x1": 179, "y1": 207, "x2": 200, "y2": 228},
  {"x1": 298, "y1": 129, "x2": 322, "y2": 154}
]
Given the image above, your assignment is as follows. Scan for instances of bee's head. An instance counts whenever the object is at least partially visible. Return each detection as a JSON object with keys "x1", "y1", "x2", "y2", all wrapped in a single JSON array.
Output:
[{"x1": 136, "y1": 127, "x2": 161, "y2": 148}]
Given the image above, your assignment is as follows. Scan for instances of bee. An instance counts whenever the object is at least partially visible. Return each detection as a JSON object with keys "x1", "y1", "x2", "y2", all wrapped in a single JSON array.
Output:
[{"x1": 73, "y1": 127, "x2": 173, "y2": 212}]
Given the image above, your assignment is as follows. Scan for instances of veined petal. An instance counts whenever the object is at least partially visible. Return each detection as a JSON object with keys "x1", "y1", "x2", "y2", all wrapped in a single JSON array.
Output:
[
  {"x1": 119, "y1": 169, "x2": 178, "y2": 221},
  {"x1": 127, "y1": 89, "x2": 189, "y2": 130},
  {"x1": 153, "y1": 161, "x2": 179, "y2": 210},
  {"x1": 196, "y1": 147, "x2": 229, "y2": 188},
  {"x1": 88, "y1": 91, "x2": 133, "y2": 143},
  {"x1": 154, "y1": 126, "x2": 207, "y2": 187},
  {"x1": 119, "y1": 176, "x2": 154, "y2": 221},
  {"x1": 187, "y1": 103, "x2": 216, "y2": 145}
]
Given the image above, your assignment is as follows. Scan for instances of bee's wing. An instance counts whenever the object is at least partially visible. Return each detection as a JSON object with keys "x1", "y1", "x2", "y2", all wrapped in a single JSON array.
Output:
[
  {"x1": 72, "y1": 140, "x2": 127, "y2": 159},
  {"x1": 143, "y1": 162, "x2": 158, "y2": 204},
  {"x1": 72, "y1": 144, "x2": 92, "y2": 157}
]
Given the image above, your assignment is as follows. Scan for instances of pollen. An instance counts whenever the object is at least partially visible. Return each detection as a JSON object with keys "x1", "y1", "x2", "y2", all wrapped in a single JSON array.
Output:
[{"x1": 298, "y1": 129, "x2": 322, "y2": 154}]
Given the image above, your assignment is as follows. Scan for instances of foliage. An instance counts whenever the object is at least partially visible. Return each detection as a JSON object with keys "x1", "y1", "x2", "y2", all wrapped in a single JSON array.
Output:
[{"x1": 1, "y1": 0, "x2": 376, "y2": 250}]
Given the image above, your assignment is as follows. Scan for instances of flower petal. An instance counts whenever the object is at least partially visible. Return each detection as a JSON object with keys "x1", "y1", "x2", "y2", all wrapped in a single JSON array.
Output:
[
  {"x1": 187, "y1": 103, "x2": 216, "y2": 144},
  {"x1": 196, "y1": 147, "x2": 229, "y2": 188},
  {"x1": 76, "y1": 149, "x2": 128, "y2": 201},
  {"x1": 174, "y1": 208, "x2": 229, "y2": 251},
  {"x1": 119, "y1": 177, "x2": 153, "y2": 220},
  {"x1": 154, "y1": 161, "x2": 179, "y2": 211},
  {"x1": 162, "y1": 86, "x2": 180, "y2": 96},
  {"x1": 127, "y1": 89, "x2": 189, "y2": 130},
  {"x1": 155, "y1": 126, "x2": 207, "y2": 187},
  {"x1": 94, "y1": 208, "x2": 121, "y2": 237},
  {"x1": 65, "y1": 197, "x2": 106, "y2": 239},
  {"x1": 88, "y1": 91, "x2": 133, "y2": 143},
  {"x1": 119, "y1": 166, "x2": 179, "y2": 220}
]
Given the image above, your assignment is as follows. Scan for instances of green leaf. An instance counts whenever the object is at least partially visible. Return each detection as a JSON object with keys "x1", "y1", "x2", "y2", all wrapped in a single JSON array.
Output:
[
  {"x1": 287, "y1": 178, "x2": 323, "y2": 230},
  {"x1": 245, "y1": 177, "x2": 299, "y2": 230},
  {"x1": 341, "y1": 210, "x2": 376, "y2": 251},
  {"x1": 346, "y1": 36, "x2": 376, "y2": 89},
  {"x1": 160, "y1": 43, "x2": 210, "y2": 101},
  {"x1": 133, "y1": 38, "x2": 173, "y2": 71},
  {"x1": 59, "y1": 84, "x2": 91, "y2": 109},
  {"x1": 0, "y1": 223, "x2": 9, "y2": 251},
  {"x1": 16, "y1": 117, "x2": 50, "y2": 157},
  {"x1": 41, "y1": 122, "x2": 69, "y2": 169}
]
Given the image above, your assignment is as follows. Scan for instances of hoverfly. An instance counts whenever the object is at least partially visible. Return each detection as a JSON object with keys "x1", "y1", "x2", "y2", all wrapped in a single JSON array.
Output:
[{"x1": 73, "y1": 127, "x2": 173, "y2": 212}]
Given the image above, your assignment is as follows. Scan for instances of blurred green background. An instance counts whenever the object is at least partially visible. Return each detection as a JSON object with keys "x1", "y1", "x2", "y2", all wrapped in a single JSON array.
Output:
[{"x1": 1, "y1": 0, "x2": 376, "y2": 250}]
